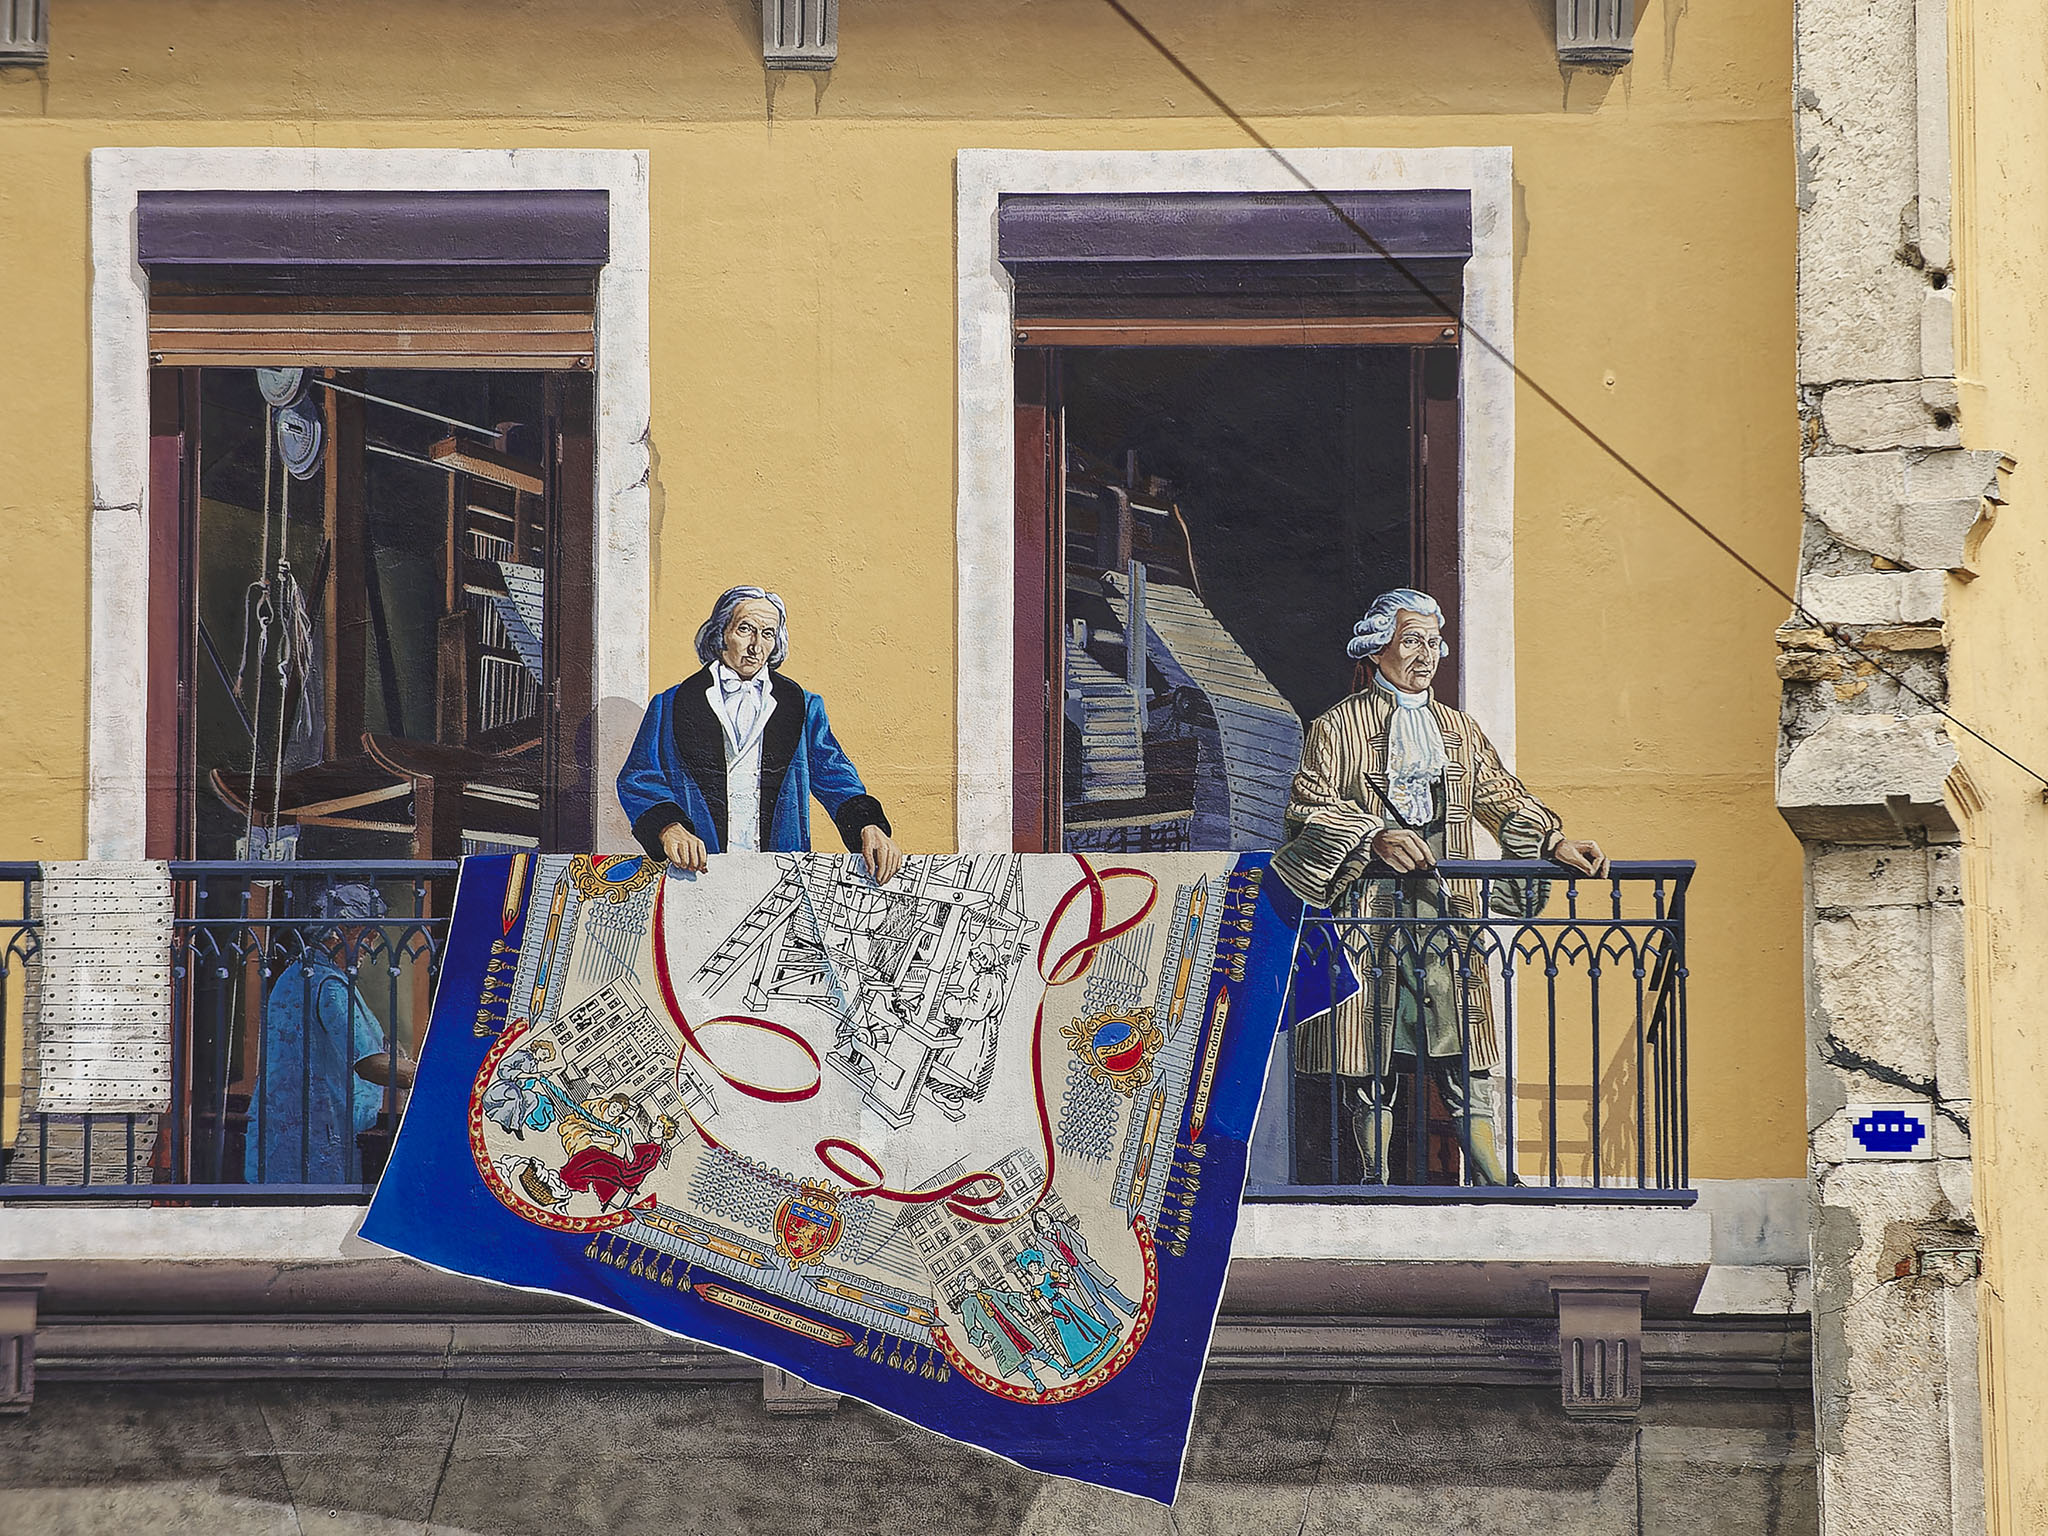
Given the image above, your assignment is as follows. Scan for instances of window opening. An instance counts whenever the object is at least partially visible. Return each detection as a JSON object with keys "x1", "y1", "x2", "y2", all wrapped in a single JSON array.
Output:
[
  {"x1": 1021, "y1": 343, "x2": 1460, "y2": 858},
  {"x1": 171, "y1": 365, "x2": 593, "y2": 862},
  {"x1": 1017, "y1": 338, "x2": 1463, "y2": 1185}
]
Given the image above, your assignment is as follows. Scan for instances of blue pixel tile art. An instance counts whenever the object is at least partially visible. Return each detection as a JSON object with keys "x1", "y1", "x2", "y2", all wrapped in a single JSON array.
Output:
[{"x1": 1852, "y1": 1107, "x2": 1928, "y2": 1155}]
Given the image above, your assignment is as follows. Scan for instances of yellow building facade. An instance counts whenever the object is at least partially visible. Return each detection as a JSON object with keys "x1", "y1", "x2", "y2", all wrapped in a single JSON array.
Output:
[
  {"x1": 0, "y1": 0, "x2": 1805, "y2": 1181},
  {"x1": 1949, "y1": 1, "x2": 2048, "y2": 1529},
  {"x1": 0, "y1": 4, "x2": 1838, "y2": 1532}
]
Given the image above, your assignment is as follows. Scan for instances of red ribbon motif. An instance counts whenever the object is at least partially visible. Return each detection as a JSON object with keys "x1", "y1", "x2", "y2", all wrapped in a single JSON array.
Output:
[{"x1": 646, "y1": 856, "x2": 1157, "y2": 1224}]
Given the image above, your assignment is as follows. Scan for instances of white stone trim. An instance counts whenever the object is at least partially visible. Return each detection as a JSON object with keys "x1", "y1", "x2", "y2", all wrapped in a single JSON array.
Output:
[
  {"x1": 953, "y1": 147, "x2": 1517, "y2": 849},
  {"x1": 0, "y1": 1204, "x2": 371, "y2": 1263},
  {"x1": 1, "y1": 1199, "x2": 1705, "y2": 1271},
  {"x1": 86, "y1": 147, "x2": 652, "y2": 858},
  {"x1": 1232, "y1": 1199, "x2": 1709, "y2": 1267}
]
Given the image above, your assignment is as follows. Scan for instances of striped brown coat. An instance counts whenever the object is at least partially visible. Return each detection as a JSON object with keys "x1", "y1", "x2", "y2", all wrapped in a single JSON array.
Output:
[{"x1": 1270, "y1": 686, "x2": 1565, "y2": 1075}]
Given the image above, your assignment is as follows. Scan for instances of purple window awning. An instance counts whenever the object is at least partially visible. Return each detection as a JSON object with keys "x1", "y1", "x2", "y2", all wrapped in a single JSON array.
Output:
[
  {"x1": 136, "y1": 189, "x2": 610, "y2": 274},
  {"x1": 996, "y1": 190, "x2": 1471, "y2": 269}
]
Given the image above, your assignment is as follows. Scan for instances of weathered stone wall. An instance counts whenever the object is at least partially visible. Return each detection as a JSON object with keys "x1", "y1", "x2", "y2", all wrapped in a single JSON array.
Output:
[
  {"x1": 0, "y1": 1379, "x2": 1814, "y2": 1536},
  {"x1": 1787, "y1": 0, "x2": 1996, "y2": 1531}
]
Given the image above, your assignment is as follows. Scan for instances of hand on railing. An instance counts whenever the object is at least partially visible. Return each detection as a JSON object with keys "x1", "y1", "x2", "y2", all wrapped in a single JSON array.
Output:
[
  {"x1": 1368, "y1": 828, "x2": 1435, "y2": 873},
  {"x1": 1547, "y1": 838, "x2": 1611, "y2": 879}
]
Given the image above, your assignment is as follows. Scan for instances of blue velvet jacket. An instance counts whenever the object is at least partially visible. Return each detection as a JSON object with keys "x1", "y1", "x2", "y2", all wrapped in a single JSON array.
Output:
[{"x1": 616, "y1": 667, "x2": 889, "y2": 860}]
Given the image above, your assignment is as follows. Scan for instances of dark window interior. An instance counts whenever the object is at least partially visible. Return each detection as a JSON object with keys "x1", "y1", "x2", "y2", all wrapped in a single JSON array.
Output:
[
  {"x1": 1023, "y1": 343, "x2": 1458, "y2": 858},
  {"x1": 166, "y1": 366, "x2": 594, "y2": 860},
  {"x1": 1060, "y1": 347, "x2": 1418, "y2": 728}
]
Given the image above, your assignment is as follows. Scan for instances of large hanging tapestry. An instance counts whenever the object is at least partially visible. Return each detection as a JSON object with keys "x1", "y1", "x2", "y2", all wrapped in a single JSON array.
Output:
[{"x1": 362, "y1": 851, "x2": 1297, "y2": 1502}]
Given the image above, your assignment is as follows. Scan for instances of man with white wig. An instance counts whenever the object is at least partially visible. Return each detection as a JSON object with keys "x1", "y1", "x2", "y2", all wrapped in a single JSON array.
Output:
[
  {"x1": 618, "y1": 584, "x2": 903, "y2": 884},
  {"x1": 1270, "y1": 588, "x2": 1606, "y2": 1185}
]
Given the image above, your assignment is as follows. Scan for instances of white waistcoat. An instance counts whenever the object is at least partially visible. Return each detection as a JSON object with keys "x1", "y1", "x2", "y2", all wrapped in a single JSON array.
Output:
[
  {"x1": 725, "y1": 732, "x2": 766, "y2": 851},
  {"x1": 707, "y1": 671, "x2": 776, "y2": 852}
]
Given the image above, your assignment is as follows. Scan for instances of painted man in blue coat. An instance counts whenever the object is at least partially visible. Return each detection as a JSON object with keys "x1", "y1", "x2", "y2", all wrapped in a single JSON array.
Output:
[{"x1": 618, "y1": 585, "x2": 904, "y2": 884}]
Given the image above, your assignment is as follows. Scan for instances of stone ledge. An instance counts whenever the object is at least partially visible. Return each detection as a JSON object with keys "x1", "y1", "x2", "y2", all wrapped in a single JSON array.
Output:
[
  {"x1": 1695, "y1": 1265, "x2": 1812, "y2": 1317},
  {"x1": 1233, "y1": 1200, "x2": 1712, "y2": 1268},
  {"x1": 3, "y1": 1200, "x2": 1714, "y2": 1272},
  {"x1": 25, "y1": 1311, "x2": 1810, "y2": 1393},
  {"x1": 1778, "y1": 712, "x2": 1960, "y2": 841},
  {"x1": 1804, "y1": 447, "x2": 2003, "y2": 571},
  {"x1": 2, "y1": 1199, "x2": 1721, "y2": 1321}
]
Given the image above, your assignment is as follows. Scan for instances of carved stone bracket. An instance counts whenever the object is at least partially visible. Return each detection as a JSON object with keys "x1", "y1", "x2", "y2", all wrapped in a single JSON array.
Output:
[
  {"x1": 762, "y1": 1362, "x2": 840, "y2": 1416},
  {"x1": 0, "y1": 0, "x2": 49, "y2": 65},
  {"x1": 1551, "y1": 1280, "x2": 1647, "y2": 1420},
  {"x1": 0, "y1": 1273, "x2": 47, "y2": 1414},
  {"x1": 1556, "y1": 0, "x2": 1634, "y2": 68},
  {"x1": 763, "y1": 0, "x2": 837, "y2": 71}
]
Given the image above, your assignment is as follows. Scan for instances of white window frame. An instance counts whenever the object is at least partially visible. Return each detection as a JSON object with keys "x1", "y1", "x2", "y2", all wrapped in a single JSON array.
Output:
[
  {"x1": 86, "y1": 147, "x2": 653, "y2": 857},
  {"x1": 952, "y1": 146, "x2": 1519, "y2": 850}
]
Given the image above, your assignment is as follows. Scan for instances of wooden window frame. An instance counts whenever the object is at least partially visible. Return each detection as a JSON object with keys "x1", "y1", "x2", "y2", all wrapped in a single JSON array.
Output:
[
  {"x1": 131, "y1": 186, "x2": 613, "y2": 861},
  {"x1": 91, "y1": 151, "x2": 652, "y2": 865}
]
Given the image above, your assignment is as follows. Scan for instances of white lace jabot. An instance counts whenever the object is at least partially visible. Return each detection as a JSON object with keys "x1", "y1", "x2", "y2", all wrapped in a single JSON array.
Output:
[{"x1": 1375, "y1": 671, "x2": 1447, "y2": 827}]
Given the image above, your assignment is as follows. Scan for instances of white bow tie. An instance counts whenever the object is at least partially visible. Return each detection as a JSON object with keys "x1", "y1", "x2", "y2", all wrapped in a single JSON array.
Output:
[{"x1": 720, "y1": 673, "x2": 767, "y2": 697}]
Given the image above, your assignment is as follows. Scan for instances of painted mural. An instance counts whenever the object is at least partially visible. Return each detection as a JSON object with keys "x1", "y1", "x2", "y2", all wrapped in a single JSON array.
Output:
[
  {"x1": 186, "y1": 365, "x2": 591, "y2": 863},
  {"x1": 1268, "y1": 588, "x2": 1608, "y2": 1186},
  {"x1": 1033, "y1": 348, "x2": 1458, "y2": 857},
  {"x1": 362, "y1": 847, "x2": 1300, "y2": 1501},
  {"x1": 616, "y1": 585, "x2": 903, "y2": 881},
  {"x1": 118, "y1": 358, "x2": 599, "y2": 1191}
]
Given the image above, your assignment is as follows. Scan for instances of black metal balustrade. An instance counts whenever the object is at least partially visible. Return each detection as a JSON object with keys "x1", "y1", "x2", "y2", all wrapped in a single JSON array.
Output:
[
  {"x1": 0, "y1": 858, "x2": 1692, "y2": 1205},
  {"x1": 0, "y1": 860, "x2": 455, "y2": 1201},
  {"x1": 1248, "y1": 860, "x2": 1692, "y2": 1203}
]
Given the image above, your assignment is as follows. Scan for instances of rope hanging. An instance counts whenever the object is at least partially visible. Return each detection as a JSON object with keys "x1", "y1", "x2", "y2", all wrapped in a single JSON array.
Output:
[
  {"x1": 266, "y1": 469, "x2": 293, "y2": 841},
  {"x1": 238, "y1": 398, "x2": 276, "y2": 855},
  {"x1": 235, "y1": 373, "x2": 327, "y2": 858}
]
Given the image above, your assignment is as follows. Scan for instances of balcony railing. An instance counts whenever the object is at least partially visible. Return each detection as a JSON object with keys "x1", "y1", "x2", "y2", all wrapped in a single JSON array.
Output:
[
  {"x1": 0, "y1": 858, "x2": 1691, "y2": 1206},
  {"x1": 0, "y1": 860, "x2": 455, "y2": 1201},
  {"x1": 1248, "y1": 860, "x2": 1692, "y2": 1204}
]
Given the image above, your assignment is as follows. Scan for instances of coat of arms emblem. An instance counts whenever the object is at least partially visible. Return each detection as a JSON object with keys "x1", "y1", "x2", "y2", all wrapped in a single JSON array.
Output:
[
  {"x1": 774, "y1": 1180, "x2": 845, "y2": 1266},
  {"x1": 1060, "y1": 1007, "x2": 1165, "y2": 1095}
]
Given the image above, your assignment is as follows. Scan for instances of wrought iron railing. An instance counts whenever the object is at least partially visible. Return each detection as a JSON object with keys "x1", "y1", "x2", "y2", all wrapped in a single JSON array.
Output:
[
  {"x1": 1, "y1": 857, "x2": 1691, "y2": 1206},
  {"x1": 0, "y1": 860, "x2": 456, "y2": 1202},
  {"x1": 1247, "y1": 860, "x2": 1692, "y2": 1204}
]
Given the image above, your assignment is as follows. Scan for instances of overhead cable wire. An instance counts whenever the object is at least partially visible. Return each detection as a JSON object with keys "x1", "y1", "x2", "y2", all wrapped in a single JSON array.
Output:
[{"x1": 1098, "y1": 0, "x2": 2048, "y2": 791}]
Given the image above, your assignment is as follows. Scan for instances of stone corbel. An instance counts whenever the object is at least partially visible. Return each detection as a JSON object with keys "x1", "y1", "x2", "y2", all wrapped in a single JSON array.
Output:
[
  {"x1": 762, "y1": 1362, "x2": 840, "y2": 1416},
  {"x1": 1959, "y1": 453, "x2": 2018, "y2": 577},
  {"x1": 1556, "y1": 0, "x2": 1633, "y2": 68},
  {"x1": 0, "y1": 0, "x2": 49, "y2": 65},
  {"x1": 763, "y1": 0, "x2": 837, "y2": 70},
  {"x1": 1551, "y1": 1280, "x2": 1647, "y2": 1419},
  {"x1": 0, "y1": 1273, "x2": 47, "y2": 1414}
]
